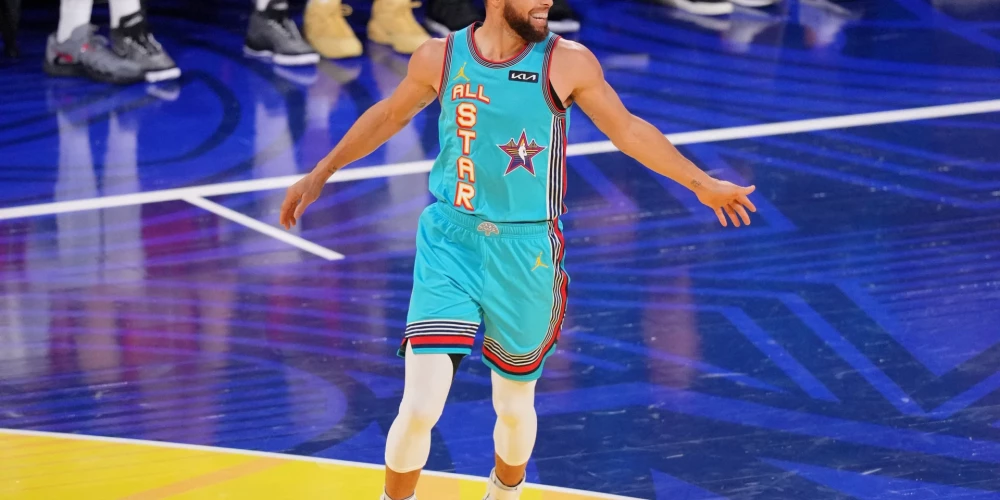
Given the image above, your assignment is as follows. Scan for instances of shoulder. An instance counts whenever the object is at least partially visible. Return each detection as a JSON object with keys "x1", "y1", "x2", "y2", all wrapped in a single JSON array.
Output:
[
  {"x1": 550, "y1": 38, "x2": 601, "y2": 71},
  {"x1": 407, "y1": 37, "x2": 449, "y2": 85},
  {"x1": 549, "y1": 38, "x2": 603, "y2": 93}
]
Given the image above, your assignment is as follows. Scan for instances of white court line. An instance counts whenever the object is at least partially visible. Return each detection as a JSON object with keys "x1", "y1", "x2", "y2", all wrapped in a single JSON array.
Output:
[
  {"x1": 184, "y1": 196, "x2": 345, "y2": 261},
  {"x1": 1, "y1": 98, "x2": 999, "y2": 223},
  {"x1": 0, "y1": 428, "x2": 643, "y2": 500}
]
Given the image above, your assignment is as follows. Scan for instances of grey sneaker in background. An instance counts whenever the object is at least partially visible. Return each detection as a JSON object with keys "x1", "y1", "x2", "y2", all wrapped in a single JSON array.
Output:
[
  {"x1": 245, "y1": 0, "x2": 320, "y2": 66},
  {"x1": 44, "y1": 24, "x2": 144, "y2": 84},
  {"x1": 111, "y1": 11, "x2": 182, "y2": 83}
]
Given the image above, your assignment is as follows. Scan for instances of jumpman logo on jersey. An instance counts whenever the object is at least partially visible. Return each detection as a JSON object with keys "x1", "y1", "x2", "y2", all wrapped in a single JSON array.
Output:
[
  {"x1": 532, "y1": 252, "x2": 549, "y2": 272},
  {"x1": 452, "y1": 62, "x2": 470, "y2": 82}
]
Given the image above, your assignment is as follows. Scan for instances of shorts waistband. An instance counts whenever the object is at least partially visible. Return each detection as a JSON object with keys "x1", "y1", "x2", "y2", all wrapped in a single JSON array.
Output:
[{"x1": 431, "y1": 203, "x2": 553, "y2": 237}]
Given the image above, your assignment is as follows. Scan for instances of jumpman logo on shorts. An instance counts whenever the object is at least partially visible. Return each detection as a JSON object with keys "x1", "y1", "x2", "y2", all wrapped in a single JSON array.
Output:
[
  {"x1": 532, "y1": 252, "x2": 549, "y2": 272},
  {"x1": 452, "y1": 62, "x2": 470, "y2": 82}
]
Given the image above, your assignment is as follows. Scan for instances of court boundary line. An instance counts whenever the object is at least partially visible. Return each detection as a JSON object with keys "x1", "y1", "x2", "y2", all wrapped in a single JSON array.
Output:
[
  {"x1": 0, "y1": 428, "x2": 643, "y2": 500},
  {"x1": 0, "y1": 98, "x2": 997, "y2": 223},
  {"x1": 184, "y1": 196, "x2": 346, "y2": 260}
]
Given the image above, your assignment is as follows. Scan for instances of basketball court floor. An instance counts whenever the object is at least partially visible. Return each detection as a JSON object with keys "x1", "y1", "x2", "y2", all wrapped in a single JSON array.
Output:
[{"x1": 1, "y1": 0, "x2": 1000, "y2": 498}]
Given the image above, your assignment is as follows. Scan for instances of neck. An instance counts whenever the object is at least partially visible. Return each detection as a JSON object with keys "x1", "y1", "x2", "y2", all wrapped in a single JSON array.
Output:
[{"x1": 474, "y1": 17, "x2": 528, "y2": 61}]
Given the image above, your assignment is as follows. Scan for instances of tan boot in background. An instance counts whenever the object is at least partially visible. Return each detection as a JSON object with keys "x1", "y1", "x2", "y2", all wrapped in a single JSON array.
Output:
[
  {"x1": 304, "y1": 0, "x2": 363, "y2": 59},
  {"x1": 367, "y1": 0, "x2": 431, "y2": 55}
]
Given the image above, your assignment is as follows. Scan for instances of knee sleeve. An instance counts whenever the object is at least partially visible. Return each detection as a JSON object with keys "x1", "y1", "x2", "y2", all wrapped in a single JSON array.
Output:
[
  {"x1": 384, "y1": 344, "x2": 454, "y2": 473},
  {"x1": 491, "y1": 371, "x2": 537, "y2": 466}
]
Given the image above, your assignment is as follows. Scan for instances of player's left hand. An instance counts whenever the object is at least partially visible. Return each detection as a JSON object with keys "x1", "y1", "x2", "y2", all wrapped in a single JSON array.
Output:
[{"x1": 695, "y1": 180, "x2": 757, "y2": 227}]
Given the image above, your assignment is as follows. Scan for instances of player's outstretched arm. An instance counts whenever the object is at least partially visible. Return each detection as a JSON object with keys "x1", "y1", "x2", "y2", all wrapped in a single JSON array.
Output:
[
  {"x1": 280, "y1": 39, "x2": 446, "y2": 230},
  {"x1": 554, "y1": 41, "x2": 757, "y2": 227}
]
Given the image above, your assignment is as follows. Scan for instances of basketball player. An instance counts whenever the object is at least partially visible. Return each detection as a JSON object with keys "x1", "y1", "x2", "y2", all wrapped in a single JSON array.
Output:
[{"x1": 280, "y1": 0, "x2": 757, "y2": 498}]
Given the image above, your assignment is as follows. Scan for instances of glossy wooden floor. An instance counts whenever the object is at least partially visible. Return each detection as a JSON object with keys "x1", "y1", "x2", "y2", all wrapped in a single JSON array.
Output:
[{"x1": 0, "y1": 430, "x2": 608, "y2": 499}]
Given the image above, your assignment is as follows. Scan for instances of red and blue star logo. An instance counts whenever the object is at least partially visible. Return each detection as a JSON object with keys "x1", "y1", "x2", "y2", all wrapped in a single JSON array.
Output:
[{"x1": 498, "y1": 131, "x2": 546, "y2": 176}]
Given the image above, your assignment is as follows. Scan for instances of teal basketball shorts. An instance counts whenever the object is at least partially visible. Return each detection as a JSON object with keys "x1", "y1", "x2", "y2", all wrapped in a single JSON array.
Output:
[{"x1": 399, "y1": 202, "x2": 570, "y2": 381}]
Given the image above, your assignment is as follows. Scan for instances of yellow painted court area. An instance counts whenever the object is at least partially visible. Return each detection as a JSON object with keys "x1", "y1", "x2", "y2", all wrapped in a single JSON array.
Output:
[{"x1": 0, "y1": 430, "x2": 615, "y2": 500}]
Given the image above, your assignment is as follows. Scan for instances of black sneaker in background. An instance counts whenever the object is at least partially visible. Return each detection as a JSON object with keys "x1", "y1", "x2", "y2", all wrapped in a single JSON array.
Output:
[
  {"x1": 245, "y1": 0, "x2": 320, "y2": 66},
  {"x1": 549, "y1": 0, "x2": 581, "y2": 33},
  {"x1": 111, "y1": 11, "x2": 182, "y2": 83},
  {"x1": 424, "y1": 0, "x2": 483, "y2": 37}
]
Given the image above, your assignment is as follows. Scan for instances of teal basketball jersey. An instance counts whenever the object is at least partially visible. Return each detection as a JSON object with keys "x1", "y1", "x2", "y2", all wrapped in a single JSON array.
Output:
[{"x1": 430, "y1": 24, "x2": 570, "y2": 223}]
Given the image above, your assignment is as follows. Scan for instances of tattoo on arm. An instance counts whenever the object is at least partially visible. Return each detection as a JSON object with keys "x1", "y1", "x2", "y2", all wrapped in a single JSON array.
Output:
[{"x1": 690, "y1": 179, "x2": 703, "y2": 189}]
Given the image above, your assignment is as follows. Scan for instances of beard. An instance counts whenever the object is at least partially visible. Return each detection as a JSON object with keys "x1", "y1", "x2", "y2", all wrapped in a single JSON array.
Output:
[{"x1": 503, "y1": 2, "x2": 548, "y2": 43}]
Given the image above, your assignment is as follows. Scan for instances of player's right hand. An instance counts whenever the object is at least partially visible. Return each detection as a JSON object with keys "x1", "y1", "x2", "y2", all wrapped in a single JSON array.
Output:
[
  {"x1": 280, "y1": 172, "x2": 326, "y2": 230},
  {"x1": 694, "y1": 179, "x2": 757, "y2": 228}
]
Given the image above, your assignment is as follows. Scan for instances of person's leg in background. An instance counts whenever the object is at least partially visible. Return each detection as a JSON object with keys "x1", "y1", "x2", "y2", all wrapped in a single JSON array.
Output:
[{"x1": 57, "y1": 0, "x2": 92, "y2": 43}]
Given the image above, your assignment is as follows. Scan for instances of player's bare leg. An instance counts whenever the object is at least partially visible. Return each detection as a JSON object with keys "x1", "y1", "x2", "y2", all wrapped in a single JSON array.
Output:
[
  {"x1": 494, "y1": 452, "x2": 528, "y2": 487},
  {"x1": 383, "y1": 469, "x2": 422, "y2": 500}
]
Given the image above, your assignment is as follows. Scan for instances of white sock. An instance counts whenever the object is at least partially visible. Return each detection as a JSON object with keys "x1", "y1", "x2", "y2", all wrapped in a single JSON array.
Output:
[
  {"x1": 256, "y1": 0, "x2": 276, "y2": 11},
  {"x1": 484, "y1": 469, "x2": 523, "y2": 500},
  {"x1": 57, "y1": 0, "x2": 94, "y2": 42},
  {"x1": 109, "y1": 0, "x2": 142, "y2": 28}
]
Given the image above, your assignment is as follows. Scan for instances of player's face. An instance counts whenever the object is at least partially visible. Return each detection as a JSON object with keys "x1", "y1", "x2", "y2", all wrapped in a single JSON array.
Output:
[{"x1": 502, "y1": 0, "x2": 551, "y2": 43}]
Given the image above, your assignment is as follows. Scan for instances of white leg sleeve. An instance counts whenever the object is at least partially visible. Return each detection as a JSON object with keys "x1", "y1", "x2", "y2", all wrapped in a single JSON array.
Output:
[
  {"x1": 491, "y1": 371, "x2": 538, "y2": 467},
  {"x1": 57, "y1": 0, "x2": 94, "y2": 42},
  {"x1": 384, "y1": 343, "x2": 454, "y2": 473}
]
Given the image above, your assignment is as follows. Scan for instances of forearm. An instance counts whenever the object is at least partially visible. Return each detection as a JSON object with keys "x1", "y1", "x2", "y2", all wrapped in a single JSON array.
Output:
[
  {"x1": 615, "y1": 116, "x2": 715, "y2": 191},
  {"x1": 312, "y1": 99, "x2": 410, "y2": 178}
]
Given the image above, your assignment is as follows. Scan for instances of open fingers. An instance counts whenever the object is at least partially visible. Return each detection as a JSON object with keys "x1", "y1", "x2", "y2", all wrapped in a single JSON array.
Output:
[
  {"x1": 714, "y1": 207, "x2": 727, "y2": 227},
  {"x1": 293, "y1": 194, "x2": 313, "y2": 221},
  {"x1": 280, "y1": 194, "x2": 300, "y2": 229},
  {"x1": 738, "y1": 194, "x2": 757, "y2": 212},
  {"x1": 724, "y1": 205, "x2": 741, "y2": 227},
  {"x1": 731, "y1": 203, "x2": 751, "y2": 225}
]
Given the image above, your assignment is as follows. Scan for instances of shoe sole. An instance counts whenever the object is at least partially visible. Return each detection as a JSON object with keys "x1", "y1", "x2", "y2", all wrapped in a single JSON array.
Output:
[
  {"x1": 367, "y1": 25, "x2": 424, "y2": 55},
  {"x1": 663, "y1": 0, "x2": 734, "y2": 16},
  {"x1": 244, "y1": 46, "x2": 320, "y2": 66},
  {"x1": 424, "y1": 18, "x2": 452, "y2": 37},
  {"x1": 548, "y1": 19, "x2": 581, "y2": 33},
  {"x1": 305, "y1": 36, "x2": 364, "y2": 59},
  {"x1": 146, "y1": 67, "x2": 182, "y2": 83},
  {"x1": 47, "y1": 53, "x2": 145, "y2": 85},
  {"x1": 43, "y1": 60, "x2": 85, "y2": 78}
]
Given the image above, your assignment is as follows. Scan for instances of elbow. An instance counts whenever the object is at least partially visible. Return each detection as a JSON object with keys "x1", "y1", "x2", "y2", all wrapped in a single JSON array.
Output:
[
  {"x1": 609, "y1": 116, "x2": 650, "y2": 157},
  {"x1": 381, "y1": 100, "x2": 412, "y2": 128},
  {"x1": 611, "y1": 130, "x2": 641, "y2": 157}
]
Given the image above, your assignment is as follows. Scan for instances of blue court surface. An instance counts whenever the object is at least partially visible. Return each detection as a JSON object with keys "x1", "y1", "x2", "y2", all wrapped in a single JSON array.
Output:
[{"x1": 2, "y1": 0, "x2": 1000, "y2": 498}]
